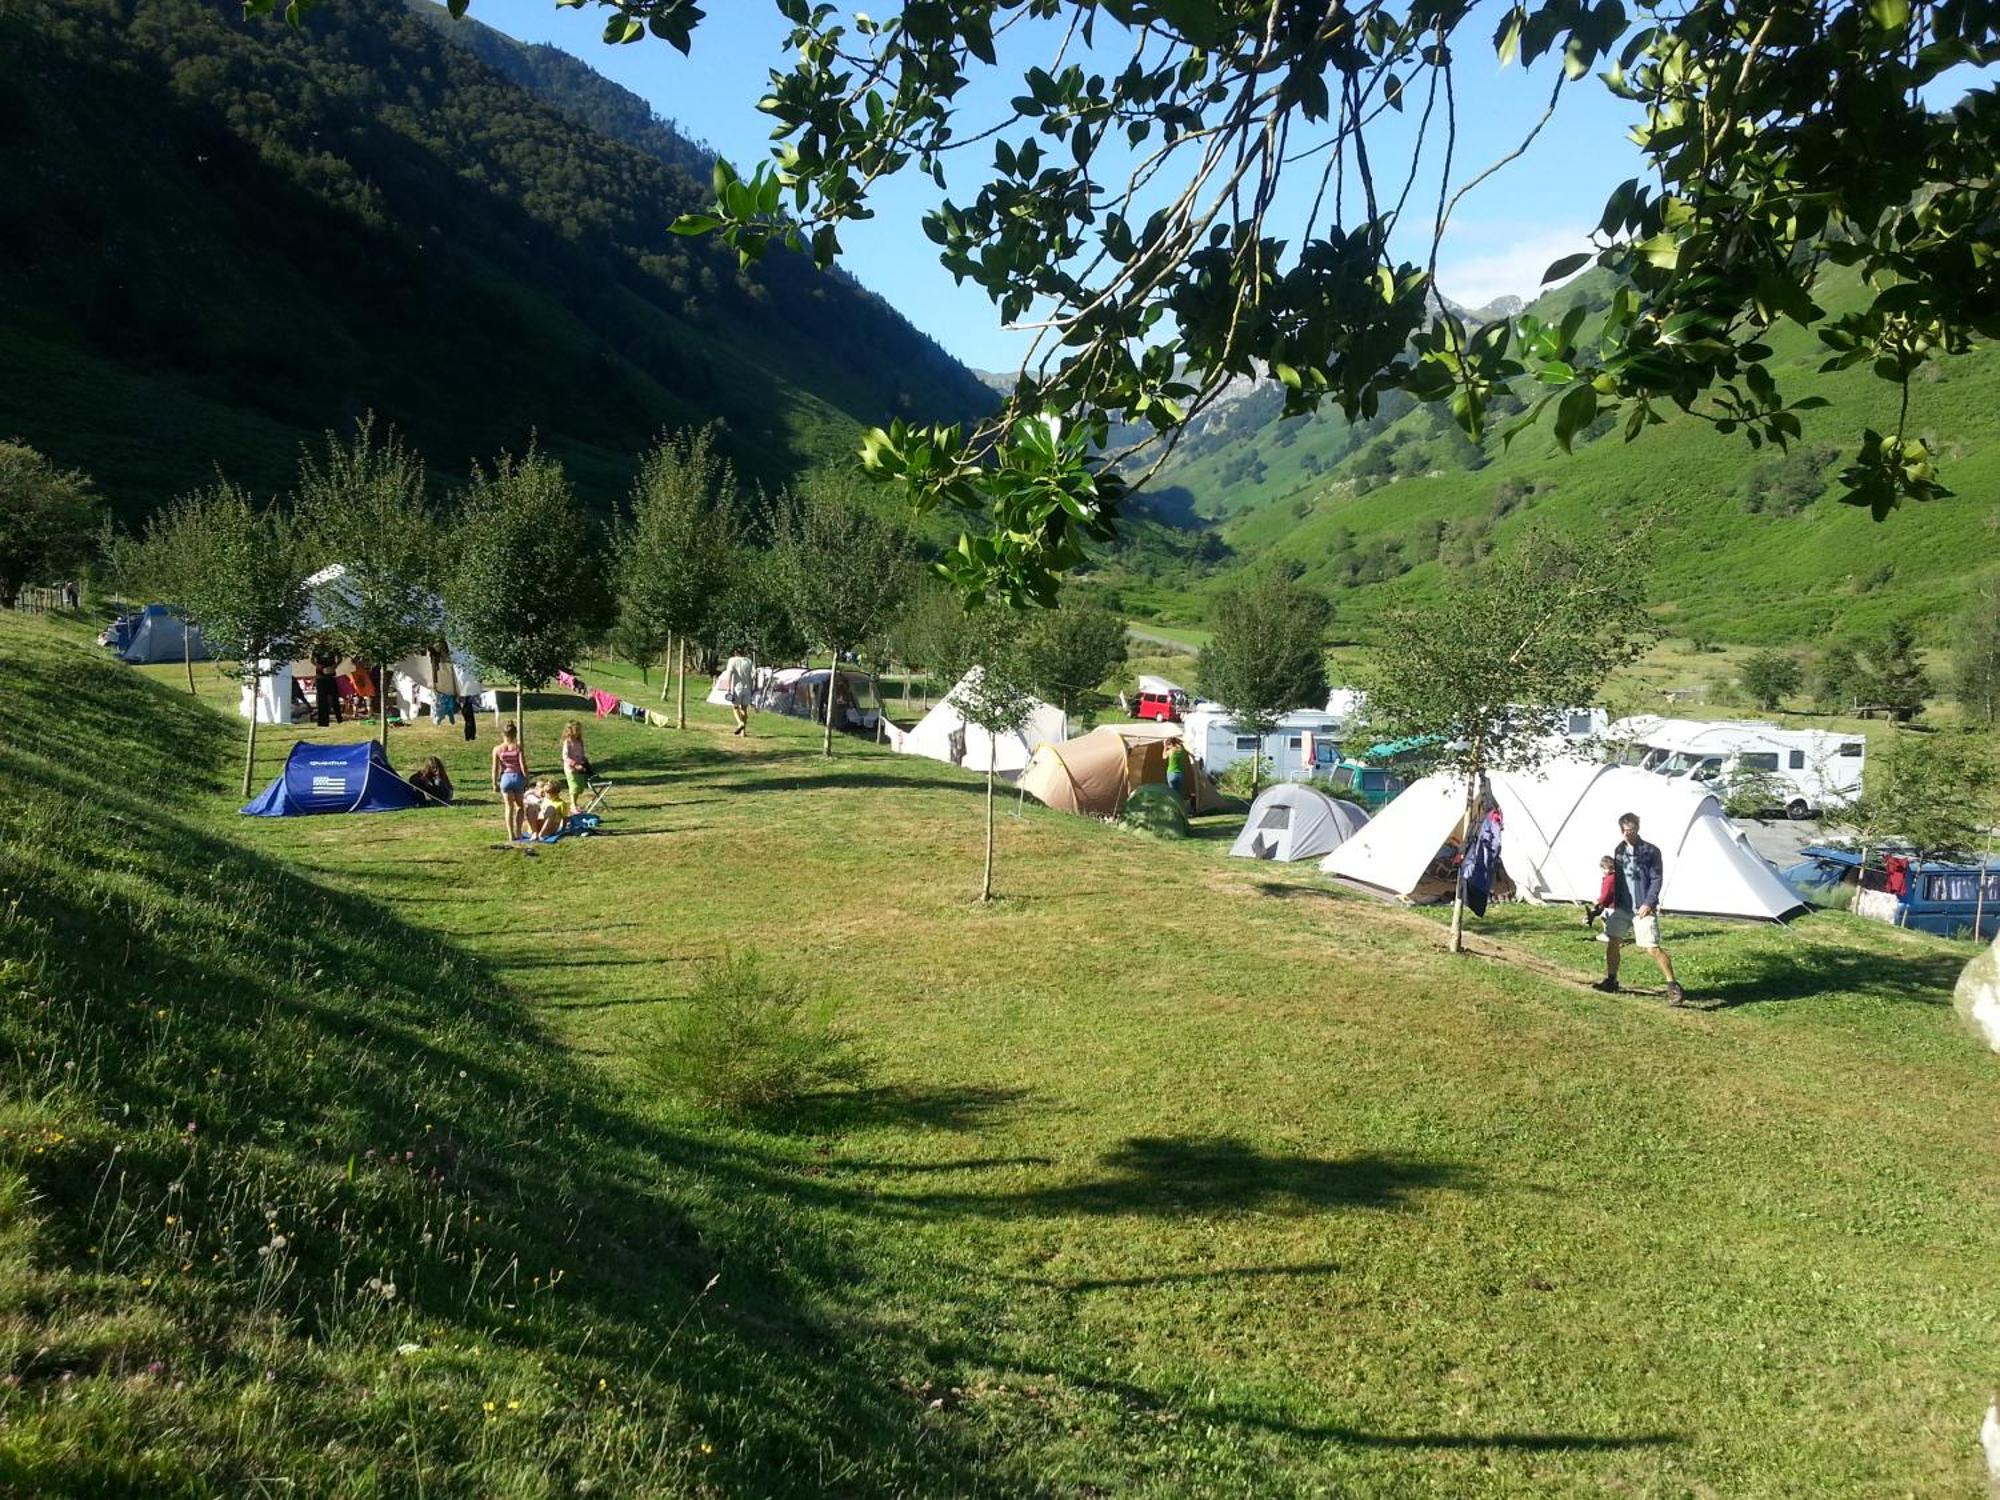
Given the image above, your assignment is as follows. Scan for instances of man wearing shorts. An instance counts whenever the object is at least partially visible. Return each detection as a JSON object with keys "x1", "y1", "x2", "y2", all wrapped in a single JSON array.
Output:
[{"x1": 1593, "y1": 812, "x2": 1687, "y2": 1006}]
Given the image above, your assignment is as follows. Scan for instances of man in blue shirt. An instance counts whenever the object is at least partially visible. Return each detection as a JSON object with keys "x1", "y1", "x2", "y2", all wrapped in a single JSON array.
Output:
[{"x1": 1592, "y1": 811, "x2": 1687, "y2": 1006}]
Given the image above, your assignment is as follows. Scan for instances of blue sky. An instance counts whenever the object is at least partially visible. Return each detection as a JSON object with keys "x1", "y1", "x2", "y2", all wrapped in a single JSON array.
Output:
[{"x1": 470, "y1": 1, "x2": 1653, "y2": 371}]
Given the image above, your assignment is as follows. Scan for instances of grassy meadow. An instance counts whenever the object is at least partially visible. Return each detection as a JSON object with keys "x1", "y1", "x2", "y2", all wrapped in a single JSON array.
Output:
[{"x1": 3, "y1": 609, "x2": 1998, "y2": 1497}]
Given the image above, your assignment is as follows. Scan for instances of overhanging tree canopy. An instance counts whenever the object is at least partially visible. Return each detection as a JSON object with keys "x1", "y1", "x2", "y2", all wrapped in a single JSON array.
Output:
[{"x1": 272, "y1": 0, "x2": 1988, "y2": 604}]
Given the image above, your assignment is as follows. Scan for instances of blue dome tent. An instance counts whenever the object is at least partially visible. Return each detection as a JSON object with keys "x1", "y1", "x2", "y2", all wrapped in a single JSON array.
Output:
[{"x1": 242, "y1": 741, "x2": 430, "y2": 817}]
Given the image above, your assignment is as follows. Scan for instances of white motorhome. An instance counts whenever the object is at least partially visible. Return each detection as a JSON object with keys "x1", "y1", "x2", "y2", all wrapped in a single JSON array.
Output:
[
  {"x1": 1182, "y1": 706, "x2": 1347, "y2": 782},
  {"x1": 1604, "y1": 716, "x2": 1865, "y2": 818}
]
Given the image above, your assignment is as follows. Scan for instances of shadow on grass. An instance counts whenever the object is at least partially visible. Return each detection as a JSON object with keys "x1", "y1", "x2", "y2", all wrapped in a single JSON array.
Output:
[
  {"x1": 909, "y1": 1136, "x2": 1467, "y2": 1219},
  {"x1": 1701, "y1": 943, "x2": 1966, "y2": 1008},
  {"x1": 981, "y1": 1356, "x2": 1676, "y2": 1452},
  {"x1": 778, "y1": 1083, "x2": 1035, "y2": 1135}
]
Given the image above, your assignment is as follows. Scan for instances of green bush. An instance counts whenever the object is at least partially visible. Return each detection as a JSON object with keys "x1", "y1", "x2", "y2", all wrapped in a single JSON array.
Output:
[
  {"x1": 636, "y1": 953, "x2": 869, "y2": 1118},
  {"x1": 1119, "y1": 783, "x2": 1191, "y2": 838}
]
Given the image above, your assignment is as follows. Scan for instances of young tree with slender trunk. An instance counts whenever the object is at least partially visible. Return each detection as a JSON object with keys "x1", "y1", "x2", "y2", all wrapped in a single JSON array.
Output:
[
  {"x1": 130, "y1": 500, "x2": 208, "y2": 695},
  {"x1": 147, "y1": 482, "x2": 312, "y2": 795},
  {"x1": 1022, "y1": 592, "x2": 1129, "y2": 724},
  {"x1": 294, "y1": 420, "x2": 442, "y2": 752},
  {"x1": 1955, "y1": 585, "x2": 2000, "y2": 728},
  {"x1": 615, "y1": 429, "x2": 739, "y2": 731},
  {"x1": 772, "y1": 483, "x2": 911, "y2": 757},
  {"x1": 949, "y1": 606, "x2": 1042, "y2": 902},
  {"x1": 1365, "y1": 531, "x2": 1654, "y2": 953},
  {"x1": 444, "y1": 448, "x2": 605, "y2": 759},
  {"x1": 1197, "y1": 572, "x2": 1333, "y2": 800}
]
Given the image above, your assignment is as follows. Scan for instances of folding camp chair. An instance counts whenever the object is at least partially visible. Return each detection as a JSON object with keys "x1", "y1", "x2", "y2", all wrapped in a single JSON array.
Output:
[{"x1": 578, "y1": 777, "x2": 612, "y2": 817}]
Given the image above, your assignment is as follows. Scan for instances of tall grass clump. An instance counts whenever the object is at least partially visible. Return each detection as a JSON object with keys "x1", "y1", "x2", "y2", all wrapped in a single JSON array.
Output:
[{"x1": 637, "y1": 954, "x2": 868, "y2": 1118}]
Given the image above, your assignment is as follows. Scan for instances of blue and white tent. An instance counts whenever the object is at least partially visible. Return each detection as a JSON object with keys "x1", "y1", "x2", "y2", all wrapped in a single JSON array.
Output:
[
  {"x1": 242, "y1": 741, "x2": 430, "y2": 817},
  {"x1": 119, "y1": 604, "x2": 210, "y2": 665}
]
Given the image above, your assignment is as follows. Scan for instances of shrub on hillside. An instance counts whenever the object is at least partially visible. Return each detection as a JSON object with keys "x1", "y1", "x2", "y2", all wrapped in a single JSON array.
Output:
[{"x1": 637, "y1": 953, "x2": 869, "y2": 1118}]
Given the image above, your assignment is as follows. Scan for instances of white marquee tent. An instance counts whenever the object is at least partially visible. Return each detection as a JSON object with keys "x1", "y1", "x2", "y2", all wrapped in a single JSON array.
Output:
[
  {"x1": 237, "y1": 565, "x2": 486, "y2": 724},
  {"x1": 892, "y1": 668, "x2": 1067, "y2": 774},
  {"x1": 1321, "y1": 760, "x2": 1805, "y2": 921},
  {"x1": 1230, "y1": 784, "x2": 1370, "y2": 862}
]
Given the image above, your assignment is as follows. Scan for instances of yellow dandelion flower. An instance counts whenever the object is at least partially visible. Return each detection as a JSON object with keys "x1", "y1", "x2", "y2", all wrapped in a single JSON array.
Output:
[
  {"x1": 482, "y1": 1400, "x2": 496, "y2": 1414},
  {"x1": 507, "y1": 1399, "x2": 521, "y2": 1410}
]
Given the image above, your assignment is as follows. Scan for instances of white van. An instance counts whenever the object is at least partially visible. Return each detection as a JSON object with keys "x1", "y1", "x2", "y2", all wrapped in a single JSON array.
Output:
[{"x1": 1604, "y1": 717, "x2": 1865, "y2": 818}]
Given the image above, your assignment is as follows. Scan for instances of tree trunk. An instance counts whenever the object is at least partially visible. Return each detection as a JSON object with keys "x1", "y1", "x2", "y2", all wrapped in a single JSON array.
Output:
[
  {"x1": 516, "y1": 685, "x2": 526, "y2": 763},
  {"x1": 822, "y1": 648, "x2": 838, "y2": 757},
  {"x1": 1250, "y1": 736, "x2": 1262, "y2": 801},
  {"x1": 184, "y1": 621, "x2": 196, "y2": 695},
  {"x1": 661, "y1": 632, "x2": 674, "y2": 703},
  {"x1": 873, "y1": 675, "x2": 885, "y2": 742},
  {"x1": 676, "y1": 637, "x2": 688, "y2": 730},
  {"x1": 241, "y1": 667, "x2": 261, "y2": 797},
  {"x1": 379, "y1": 662, "x2": 390, "y2": 752},
  {"x1": 982, "y1": 760, "x2": 997, "y2": 902}
]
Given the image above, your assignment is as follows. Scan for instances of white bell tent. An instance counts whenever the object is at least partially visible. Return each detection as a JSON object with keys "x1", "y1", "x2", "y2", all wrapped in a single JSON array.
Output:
[{"x1": 897, "y1": 668, "x2": 1068, "y2": 774}]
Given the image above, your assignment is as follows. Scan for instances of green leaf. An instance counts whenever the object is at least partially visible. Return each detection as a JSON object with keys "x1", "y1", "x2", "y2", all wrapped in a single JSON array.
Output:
[
  {"x1": 1541, "y1": 252, "x2": 1592, "y2": 284},
  {"x1": 668, "y1": 214, "x2": 722, "y2": 237},
  {"x1": 1553, "y1": 385, "x2": 1597, "y2": 452}
]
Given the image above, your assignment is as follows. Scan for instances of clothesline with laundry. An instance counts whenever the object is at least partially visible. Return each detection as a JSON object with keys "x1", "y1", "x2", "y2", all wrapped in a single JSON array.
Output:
[{"x1": 555, "y1": 669, "x2": 675, "y2": 729}]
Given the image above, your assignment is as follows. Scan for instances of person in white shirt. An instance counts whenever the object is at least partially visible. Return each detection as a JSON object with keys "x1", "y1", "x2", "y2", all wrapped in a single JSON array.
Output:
[{"x1": 722, "y1": 652, "x2": 757, "y2": 736}]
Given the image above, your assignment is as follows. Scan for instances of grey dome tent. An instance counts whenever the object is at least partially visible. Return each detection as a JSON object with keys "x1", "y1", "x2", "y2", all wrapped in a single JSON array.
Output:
[
  {"x1": 121, "y1": 604, "x2": 210, "y2": 665},
  {"x1": 1229, "y1": 784, "x2": 1370, "y2": 862}
]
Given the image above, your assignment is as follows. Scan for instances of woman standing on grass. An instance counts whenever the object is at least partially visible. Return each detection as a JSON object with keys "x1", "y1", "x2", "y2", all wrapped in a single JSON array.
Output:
[{"x1": 491, "y1": 721, "x2": 529, "y2": 841}]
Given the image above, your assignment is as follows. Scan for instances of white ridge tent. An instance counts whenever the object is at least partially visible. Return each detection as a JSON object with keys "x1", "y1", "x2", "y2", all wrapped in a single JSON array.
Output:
[
  {"x1": 896, "y1": 668, "x2": 1067, "y2": 774},
  {"x1": 1321, "y1": 760, "x2": 1805, "y2": 921},
  {"x1": 122, "y1": 605, "x2": 210, "y2": 666},
  {"x1": 1230, "y1": 784, "x2": 1370, "y2": 862}
]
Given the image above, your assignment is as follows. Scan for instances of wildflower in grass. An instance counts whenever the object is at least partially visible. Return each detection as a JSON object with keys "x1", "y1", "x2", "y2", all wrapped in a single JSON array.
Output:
[{"x1": 483, "y1": 1400, "x2": 496, "y2": 1414}]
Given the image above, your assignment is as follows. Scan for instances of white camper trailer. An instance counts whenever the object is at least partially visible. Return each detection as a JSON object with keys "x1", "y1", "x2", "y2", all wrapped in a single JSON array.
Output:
[
  {"x1": 1604, "y1": 716, "x2": 1865, "y2": 818},
  {"x1": 1181, "y1": 706, "x2": 1346, "y2": 782}
]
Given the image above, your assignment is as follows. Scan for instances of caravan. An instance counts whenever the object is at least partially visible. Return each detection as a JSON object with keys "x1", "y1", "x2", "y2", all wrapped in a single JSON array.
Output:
[
  {"x1": 1607, "y1": 717, "x2": 1865, "y2": 818},
  {"x1": 1181, "y1": 706, "x2": 1346, "y2": 783}
]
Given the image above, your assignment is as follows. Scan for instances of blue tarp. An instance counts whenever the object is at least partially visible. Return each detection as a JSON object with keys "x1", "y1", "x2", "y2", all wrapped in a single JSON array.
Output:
[{"x1": 243, "y1": 740, "x2": 430, "y2": 817}]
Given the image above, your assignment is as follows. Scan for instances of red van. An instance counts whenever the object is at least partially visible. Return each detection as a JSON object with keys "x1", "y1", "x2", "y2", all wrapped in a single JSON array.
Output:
[{"x1": 1134, "y1": 676, "x2": 1189, "y2": 722}]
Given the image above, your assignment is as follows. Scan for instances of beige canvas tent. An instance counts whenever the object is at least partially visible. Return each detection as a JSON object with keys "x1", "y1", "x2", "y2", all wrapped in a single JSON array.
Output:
[{"x1": 1020, "y1": 725, "x2": 1226, "y2": 816}]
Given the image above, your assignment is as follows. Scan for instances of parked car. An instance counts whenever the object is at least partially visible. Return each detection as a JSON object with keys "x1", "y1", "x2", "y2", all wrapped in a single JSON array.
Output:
[{"x1": 1133, "y1": 674, "x2": 1191, "y2": 723}]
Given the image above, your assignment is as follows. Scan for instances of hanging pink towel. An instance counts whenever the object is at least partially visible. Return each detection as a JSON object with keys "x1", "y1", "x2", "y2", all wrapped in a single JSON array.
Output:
[
  {"x1": 556, "y1": 670, "x2": 578, "y2": 691},
  {"x1": 591, "y1": 689, "x2": 622, "y2": 718}
]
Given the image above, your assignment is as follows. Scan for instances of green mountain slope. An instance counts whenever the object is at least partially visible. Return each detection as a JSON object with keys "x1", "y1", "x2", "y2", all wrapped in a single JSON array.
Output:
[
  {"x1": 1135, "y1": 271, "x2": 1999, "y2": 643},
  {"x1": 0, "y1": 0, "x2": 992, "y2": 522}
]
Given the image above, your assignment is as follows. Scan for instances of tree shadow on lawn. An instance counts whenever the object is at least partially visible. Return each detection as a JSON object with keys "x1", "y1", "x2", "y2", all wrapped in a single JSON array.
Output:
[
  {"x1": 0, "y1": 639, "x2": 1039, "y2": 1497},
  {"x1": 899, "y1": 1136, "x2": 1469, "y2": 1221},
  {"x1": 778, "y1": 1082, "x2": 1036, "y2": 1136},
  {"x1": 965, "y1": 1354, "x2": 1677, "y2": 1453},
  {"x1": 1698, "y1": 943, "x2": 1967, "y2": 1009}
]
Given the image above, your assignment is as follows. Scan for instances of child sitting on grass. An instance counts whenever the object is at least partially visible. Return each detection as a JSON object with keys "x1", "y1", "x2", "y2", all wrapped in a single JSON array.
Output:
[
  {"x1": 1583, "y1": 854, "x2": 1617, "y2": 928},
  {"x1": 521, "y1": 778, "x2": 569, "y2": 840}
]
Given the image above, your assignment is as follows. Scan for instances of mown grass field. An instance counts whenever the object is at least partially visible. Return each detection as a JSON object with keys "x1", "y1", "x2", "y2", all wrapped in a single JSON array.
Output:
[{"x1": 4, "y1": 610, "x2": 1998, "y2": 1497}]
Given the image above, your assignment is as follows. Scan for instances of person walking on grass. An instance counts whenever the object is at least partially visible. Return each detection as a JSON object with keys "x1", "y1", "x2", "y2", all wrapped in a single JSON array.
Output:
[
  {"x1": 722, "y1": 649, "x2": 757, "y2": 736},
  {"x1": 491, "y1": 720, "x2": 529, "y2": 841},
  {"x1": 1593, "y1": 811, "x2": 1687, "y2": 1006}
]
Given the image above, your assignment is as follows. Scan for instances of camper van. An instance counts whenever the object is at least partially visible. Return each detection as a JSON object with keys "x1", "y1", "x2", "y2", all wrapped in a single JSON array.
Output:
[
  {"x1": 1605, "y1": 717, "x2": 1864, "y2": 818},
  {"x1": 1181, "y1": 706, "x2": 1345, "y2": 782},
  {"x1": 1132, "y1": 675, "x2": 1192, "y2": 723},
  {"x1": 1783, "y1": 846, "x2": 2000, "y2": 941}
]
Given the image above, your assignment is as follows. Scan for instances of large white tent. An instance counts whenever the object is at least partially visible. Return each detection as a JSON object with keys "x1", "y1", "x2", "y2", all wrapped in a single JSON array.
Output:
[
  {"x1": 1230, "y1": 784, "x2": 1370, "y2": 862},
  {"x1": 894, "y1": 668, "x2": 1067, "y2": 774},
  {"x1": 238, "y1": 565, "x2": 485, "y2": 724},
  {"x1": 1321, "y1": 760, "x2": 1805, "y2": 921}
]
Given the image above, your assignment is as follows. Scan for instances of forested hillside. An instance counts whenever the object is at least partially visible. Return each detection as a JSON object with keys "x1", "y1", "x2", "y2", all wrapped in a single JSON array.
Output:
[
  {"x1": 1121, "y1": 271, "x2": 2000, "y2": 645},
  {"x1": 0, "y1": 0, "x2": 992, "y2": 522}
]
